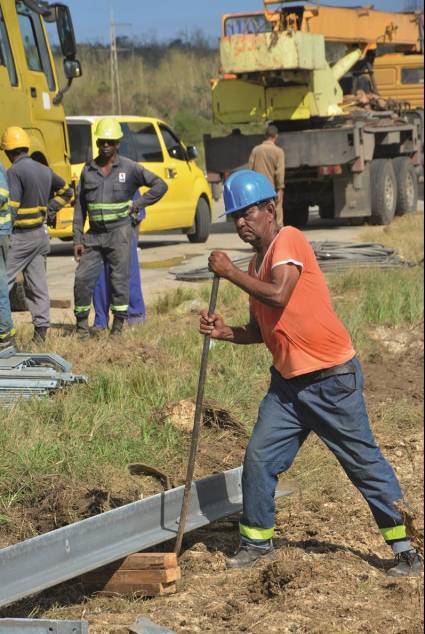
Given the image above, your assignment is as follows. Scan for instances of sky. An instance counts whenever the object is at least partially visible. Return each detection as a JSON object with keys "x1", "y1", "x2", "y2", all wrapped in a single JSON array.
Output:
[{"x1": 63, "y1": 0, "x2": 415, "y2": 44}]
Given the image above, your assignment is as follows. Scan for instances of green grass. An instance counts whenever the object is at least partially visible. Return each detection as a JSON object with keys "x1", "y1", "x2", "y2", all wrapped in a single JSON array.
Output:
[{"x1": 0, "y1": 214, "x2": 423, "y2": 522}]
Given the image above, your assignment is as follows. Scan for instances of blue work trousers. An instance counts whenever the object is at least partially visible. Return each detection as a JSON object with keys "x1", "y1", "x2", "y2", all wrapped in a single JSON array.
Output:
[
  {"x1": 0, "y1": 236, "x2": 13, "y2": 338},
  {"x1": 241, "y1": 358, "x2": 404, "y2": 545},
  {"x1": 93, "y1": 232, "x2": 145, "y2": 328}
]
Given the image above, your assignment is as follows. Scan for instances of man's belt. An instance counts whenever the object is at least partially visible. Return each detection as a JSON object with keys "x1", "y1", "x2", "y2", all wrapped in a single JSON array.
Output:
[{"x1": 297, "y1": 359, "x2": 356, "y2": 383}]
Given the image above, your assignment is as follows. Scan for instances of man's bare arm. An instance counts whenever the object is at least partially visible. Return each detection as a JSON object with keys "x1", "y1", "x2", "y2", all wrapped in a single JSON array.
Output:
[
  {"x1": 200, "y1": 310, "x2": 263, "y2": 345},
  {"x1": 208, "y1": 251, "x2": 300, "y2": 309}
]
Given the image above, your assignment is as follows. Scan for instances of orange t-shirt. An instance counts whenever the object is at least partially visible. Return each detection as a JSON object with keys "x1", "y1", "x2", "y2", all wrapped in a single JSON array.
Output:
[{"x1": 249, "y1": 227, "x2": 355, "y2": 379}]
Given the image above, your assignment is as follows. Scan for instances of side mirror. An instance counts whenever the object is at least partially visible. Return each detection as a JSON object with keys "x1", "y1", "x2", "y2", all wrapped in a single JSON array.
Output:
[
  {"x1": 64, "y1": 58, "x2": 82, "y2": 80},
  {"x1": 186, "y1": 145, "x2": 199, "y2": 161},
  {"x1": 55, "y1": 5, "x2": 77, "y2": 59}
]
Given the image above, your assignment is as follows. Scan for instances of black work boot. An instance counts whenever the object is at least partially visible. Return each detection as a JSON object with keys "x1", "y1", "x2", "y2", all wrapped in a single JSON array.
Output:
[
  {"x1": 387, "y1": 549, "x2": 423, "y2": 577},
  {"x1": 76, "y1": 317, "x2": 90, "y2": 340},
  {"x1": 226, "y1": 543, "x2": 275, "y2": 570},
  {"x1": 0, "y1": 332, "x2": 16, "y2": 352},
  {"x1": 110, "y1": 316, "x2": 125, "y2": 337},
  {"x1": 32, "y1": 326, "x2": 48, "y2": 344}
]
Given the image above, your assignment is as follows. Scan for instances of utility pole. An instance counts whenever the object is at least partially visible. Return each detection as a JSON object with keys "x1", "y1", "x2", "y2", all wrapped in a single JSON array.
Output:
[{"x1": 110, "y1": 10, "x2": 122, "y2": 115}]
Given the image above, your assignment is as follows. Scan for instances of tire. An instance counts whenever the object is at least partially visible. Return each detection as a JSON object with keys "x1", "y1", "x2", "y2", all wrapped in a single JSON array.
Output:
[
  {"x1": 187, "y1": 198, "x2": 211, "y2": 243},
  {"x1": 284, "y1": 204, "x2": 309, "y2": 229},
  {"x1": 393, "y1": 157, "x2": 418, "y2": 216},
  {"x1": 370, "y1": 159, "x2": 397, "y2": 225}
]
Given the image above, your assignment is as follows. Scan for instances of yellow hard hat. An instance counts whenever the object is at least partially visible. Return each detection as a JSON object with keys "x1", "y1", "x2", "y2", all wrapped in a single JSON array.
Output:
[
  {"x1": 95, "y1": 118, "x2": 123, "y2": 141},
  {"x1": 1, "y1": 126, "x2": 30, "y2": 151}
]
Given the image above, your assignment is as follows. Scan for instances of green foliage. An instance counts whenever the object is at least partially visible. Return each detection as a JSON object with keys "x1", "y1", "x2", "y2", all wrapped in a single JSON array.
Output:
[{"x1": 57, "y1": 43, "x2": 227, "y2": 157}]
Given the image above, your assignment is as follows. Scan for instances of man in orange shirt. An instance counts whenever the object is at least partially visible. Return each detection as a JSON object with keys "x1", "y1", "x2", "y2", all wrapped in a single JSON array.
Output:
[{"x1": 200, "y1": 170, "x2": 422, "y2": 577}]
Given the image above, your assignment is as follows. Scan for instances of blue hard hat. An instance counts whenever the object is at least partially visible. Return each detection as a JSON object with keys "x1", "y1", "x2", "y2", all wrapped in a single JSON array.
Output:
[{"x1": 223, "y1": 170, "x2": 277, "y2": 216}]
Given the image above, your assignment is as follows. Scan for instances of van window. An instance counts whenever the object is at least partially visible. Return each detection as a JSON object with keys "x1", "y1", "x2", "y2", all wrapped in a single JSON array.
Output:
[
  {"x1": 16, "y1": 1, "x2": 55, "y2": 91},
  {"x1": 159, "y1": 125, "x2": 186, "y2": 161},
  {"x1": 68, "y1": 123, "x2": 92, "y2": 165},
  {"x1": 0, "y1": 8, "x2": 18, "y2": 86},
  {"x1": 401, "y1": 67, "x2": 424, "y2": 85},
  {"x1": 122, "y1": 123, "x2": 164, "y2": 162}
]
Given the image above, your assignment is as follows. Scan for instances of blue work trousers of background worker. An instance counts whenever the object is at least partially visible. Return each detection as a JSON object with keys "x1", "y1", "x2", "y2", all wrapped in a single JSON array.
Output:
[
  {"x1": 93, "y1": 206, "x2": 146, "y2": 329},
  {"x1": 240, "y1": 358, "x2": 410, "y2": 555}
]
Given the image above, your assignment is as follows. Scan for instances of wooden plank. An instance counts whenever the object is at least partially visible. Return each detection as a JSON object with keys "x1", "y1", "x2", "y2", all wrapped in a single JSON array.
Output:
[
  {"x1": 82, "y1": 579, "x2": 177, "y2": 596},
  {"x1": 82, "y1": 567, "x2": 181, "y2": 585},
  {"x1": 117, "y1": 553, "x2": 178, "y2": 570},
  {"x1": 98, "y1": 553, "x2": 178, "y2": 572}
]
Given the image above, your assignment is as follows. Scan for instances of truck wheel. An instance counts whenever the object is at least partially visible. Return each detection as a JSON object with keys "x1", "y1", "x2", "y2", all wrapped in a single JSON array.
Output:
[
  {"x1": 187, "y1": 198, "x2": 211, "y2": 243},
  {"x1": 284, "y1": 205, "x2": 309, "y2": 229},
  {"x1": 370, "y1": 159, "x2": 397, "y2": 225},
  {"x1": 393, "y1": 157, "x2": 418, "y2": 216}
]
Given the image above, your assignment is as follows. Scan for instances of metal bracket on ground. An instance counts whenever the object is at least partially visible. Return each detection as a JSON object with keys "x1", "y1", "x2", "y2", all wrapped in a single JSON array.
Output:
[
  {"x1": 0, "y1": 467, "x2": 294, "y2": 608},
  {"x1": 0, "y1": 619, "x2": 88, "y2": 633},
  {"x1": 129, "y1": 617, "x2": 176, "y2": 634}
]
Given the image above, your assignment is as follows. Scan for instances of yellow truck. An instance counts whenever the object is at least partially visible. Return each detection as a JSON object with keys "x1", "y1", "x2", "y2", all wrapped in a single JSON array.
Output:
[
  {"x1": 0, "y1": 0, "x2": 81, "y2": 184},
  {"x1": 205, "y1": 1, "x2": 424, "y2": 227}
]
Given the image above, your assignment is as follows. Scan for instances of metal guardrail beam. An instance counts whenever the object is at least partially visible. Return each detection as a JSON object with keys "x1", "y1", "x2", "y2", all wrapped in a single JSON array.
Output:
[
  {"x1": 0, "y1": 467, "x2": 293, "y2": 608},
  {"x1": 0, "y1": 619, "x2": 88, "y2": 633}
]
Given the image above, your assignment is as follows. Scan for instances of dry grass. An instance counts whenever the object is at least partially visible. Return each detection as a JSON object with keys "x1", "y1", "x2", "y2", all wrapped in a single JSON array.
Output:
[{"x1": 359, "y1": 212, "x2": 424, "y2": 263}]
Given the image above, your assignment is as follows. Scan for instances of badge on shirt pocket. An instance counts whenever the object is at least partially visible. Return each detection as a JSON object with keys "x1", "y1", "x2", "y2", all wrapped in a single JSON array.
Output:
[{"x1": 119, "y1": 172, "x2": 126, "y2": 183}]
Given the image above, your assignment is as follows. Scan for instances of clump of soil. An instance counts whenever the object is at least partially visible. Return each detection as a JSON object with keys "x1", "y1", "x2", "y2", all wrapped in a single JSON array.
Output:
[
  {"x1": 161, "y1": 399, "x2": 247, "y2": 436},
  {"x1": 258, "y1": 558, "x2": 296, "y2": 597}
]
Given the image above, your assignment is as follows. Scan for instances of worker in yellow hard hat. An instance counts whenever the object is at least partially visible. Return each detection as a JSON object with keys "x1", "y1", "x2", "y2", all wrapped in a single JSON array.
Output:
[
  {"x1": 1, "y1": 126, "x2": 73, "y2": 343},
  {"x1": 73, "y1": 117, "x2": 168, "y2": 338}
]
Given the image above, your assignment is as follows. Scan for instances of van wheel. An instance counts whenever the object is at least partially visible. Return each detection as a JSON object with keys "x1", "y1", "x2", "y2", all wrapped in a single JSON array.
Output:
[
  {"x1": 370, "y1": 159, "x2": 397, "y2": 225},
  {"x1": 187, "y1": 198, "x2": 211, "y2": 243},
  {"x1": 393, "y1": 157, "x2": 418, "y2": 216}
]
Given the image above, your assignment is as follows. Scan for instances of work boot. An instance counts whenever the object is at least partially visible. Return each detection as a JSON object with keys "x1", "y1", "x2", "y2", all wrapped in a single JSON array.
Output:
[
  {"x1": 76, "y1": 317, "x2": 90, "y2": 340},
  {"x1": 226, "y1": 543, "x2": 275, "y2": 570},
  {"x1": 0, "y1": 332, "x2": 16, "y2": 352},
  {"x1": 387, "y1": 549, "x2": 423, "y2": 577},
  {"x1": 110, "y1": 316, "x2": 125, "y2": 337},
  {"x1": 32, "y1": 326, "x2": 48, "y2": 344}
]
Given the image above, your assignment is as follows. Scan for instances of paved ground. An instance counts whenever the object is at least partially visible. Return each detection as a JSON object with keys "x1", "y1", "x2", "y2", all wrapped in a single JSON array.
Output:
[{"x1": 46, "y1": 200, "x2": 393, "y2": 305}]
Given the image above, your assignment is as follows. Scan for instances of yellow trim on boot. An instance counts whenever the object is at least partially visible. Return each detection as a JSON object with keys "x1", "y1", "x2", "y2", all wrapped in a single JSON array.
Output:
[
  {"x1": 239, "y1": 523, "x2": 275, "y2": 541},
  {"x1": 380, "y1": 525, "x2": 407, "y2": 542}
]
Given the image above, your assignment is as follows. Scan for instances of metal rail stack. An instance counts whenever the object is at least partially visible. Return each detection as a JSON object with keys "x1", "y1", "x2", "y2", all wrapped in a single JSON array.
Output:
[
  {"x1": 172, "y1": 242, "x2": 410, "y2": 281},
  {"x1": 0, "y1": 348, "x2": 87, "y2": 405}
]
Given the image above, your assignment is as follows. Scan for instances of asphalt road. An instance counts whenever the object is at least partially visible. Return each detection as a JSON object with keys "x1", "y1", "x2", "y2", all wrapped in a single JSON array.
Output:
[{"x1": 46, "y1": 194, "x2": 424, "y2": 305}]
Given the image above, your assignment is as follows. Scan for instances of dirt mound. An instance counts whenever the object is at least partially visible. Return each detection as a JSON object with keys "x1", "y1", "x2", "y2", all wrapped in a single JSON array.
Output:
[
  {"x1": 160, "y1": 399, "x2": 247, "y2": 436},
  {"x1": 258, "y1": 558, "x2": 296, "y2": 598}
]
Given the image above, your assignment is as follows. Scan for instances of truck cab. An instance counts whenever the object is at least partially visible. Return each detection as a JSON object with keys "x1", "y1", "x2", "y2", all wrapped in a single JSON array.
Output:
[
  {"x1": 0, "y1": 0, "x2": 81, "y2": 182},
  {"x1": 374, "y1": 54, "x2": 424, "y2": 109}
]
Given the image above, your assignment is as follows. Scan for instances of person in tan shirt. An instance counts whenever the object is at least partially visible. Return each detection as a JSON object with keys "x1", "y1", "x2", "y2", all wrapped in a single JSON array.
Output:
[{"x1": 249, "y1": 125, "x2": 285, "y2": 226}]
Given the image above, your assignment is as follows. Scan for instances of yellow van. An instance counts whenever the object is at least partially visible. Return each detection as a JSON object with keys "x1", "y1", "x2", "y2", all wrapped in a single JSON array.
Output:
[
  {"x1": 51, "y1": 116, "x2": 213, "y2": 243},
  {"x1": 374, "y1": 54, "x2": 424, "y2": 109}
]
